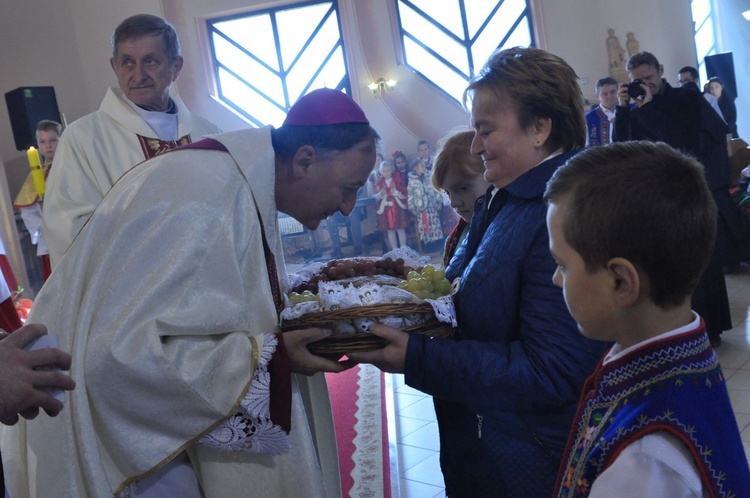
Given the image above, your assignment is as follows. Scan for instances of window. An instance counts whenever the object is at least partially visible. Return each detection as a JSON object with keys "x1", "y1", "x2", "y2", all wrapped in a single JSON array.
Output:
[
  {"x1": 208, "y1": 1, "x2": 350, "y2": 127},
  {"x1": 691, "y1": 0, "x2": 716, "y2": 82},
  {"x1": 394, "y1": 0, "x2": 534, "y2": 103}
]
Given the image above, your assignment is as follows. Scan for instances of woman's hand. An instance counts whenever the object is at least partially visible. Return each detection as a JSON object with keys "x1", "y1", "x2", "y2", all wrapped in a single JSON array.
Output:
[{"x1": 347, "y1": 324, "x2": 408, "y2": 373}]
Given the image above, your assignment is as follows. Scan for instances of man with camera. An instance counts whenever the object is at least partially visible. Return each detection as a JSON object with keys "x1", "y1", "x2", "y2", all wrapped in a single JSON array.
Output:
[{"x1": 613, "y1": 51, "x2": 741, "y2": 347}]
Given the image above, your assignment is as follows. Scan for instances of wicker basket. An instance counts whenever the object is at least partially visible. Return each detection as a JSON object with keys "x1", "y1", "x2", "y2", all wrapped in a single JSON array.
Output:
[{"x1": 280, "y1": 302, "x2": 454, "y2": 354}]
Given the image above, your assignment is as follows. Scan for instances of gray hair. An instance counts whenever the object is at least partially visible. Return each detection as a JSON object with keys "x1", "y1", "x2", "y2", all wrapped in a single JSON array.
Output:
[{"x1": 112, "y1": 14, "x2": 181, "y2": 62}]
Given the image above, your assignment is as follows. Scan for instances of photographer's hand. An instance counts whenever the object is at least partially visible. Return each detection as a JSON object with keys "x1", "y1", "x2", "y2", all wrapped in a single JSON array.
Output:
[
  {"x1": 635, "y1": 82, "x2": 653, "y2": 107},
  {"x1": 618, "y1": 83, "x2": 631, "y2": 107}
]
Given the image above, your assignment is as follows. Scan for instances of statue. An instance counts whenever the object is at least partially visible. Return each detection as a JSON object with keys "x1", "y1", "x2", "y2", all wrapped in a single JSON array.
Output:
[
  {"x1": 607, "y1": 29, "x2": 628, "y2": 83},
  {"x1": 626, "y1": 32, "x2": 640, "y2": 58}
]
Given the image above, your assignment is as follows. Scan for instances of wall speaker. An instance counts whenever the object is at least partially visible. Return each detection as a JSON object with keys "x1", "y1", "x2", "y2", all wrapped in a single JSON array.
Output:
[
  {"x1": 4, "y1": 86, "x2": 62, "y2": 151},
  {"x1": 705, "y1": 52, "x2": 737, "y2": 99}
]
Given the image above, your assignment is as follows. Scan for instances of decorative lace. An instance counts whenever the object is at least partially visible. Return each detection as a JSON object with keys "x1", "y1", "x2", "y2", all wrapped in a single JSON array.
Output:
[
  {"x1": 198, "y1": 334, "x2": 290, "y2": 455},
  {"x1": 280, "y1": 247, "x2": 456, "y2": 334}
]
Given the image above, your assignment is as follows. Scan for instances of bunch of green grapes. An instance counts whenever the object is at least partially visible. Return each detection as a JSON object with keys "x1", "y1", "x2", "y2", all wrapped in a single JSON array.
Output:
[
  {"x1": 397, "y1": 264, "x2": 452, "y2": 300},
  {"x1": 288, "y1": 290, "x2": 320, "y2": 306}
]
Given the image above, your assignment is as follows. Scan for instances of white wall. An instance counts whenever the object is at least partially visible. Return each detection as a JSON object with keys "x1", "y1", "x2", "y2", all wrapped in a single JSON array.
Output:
[{"x1": 538, "y1": 0, "x2": 696, "y2": 100}]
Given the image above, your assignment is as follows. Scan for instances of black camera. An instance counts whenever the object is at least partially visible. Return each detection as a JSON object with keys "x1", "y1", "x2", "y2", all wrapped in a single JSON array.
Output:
[{"x1": 627, "y1": 80, "x2": 647, "y2": 100}]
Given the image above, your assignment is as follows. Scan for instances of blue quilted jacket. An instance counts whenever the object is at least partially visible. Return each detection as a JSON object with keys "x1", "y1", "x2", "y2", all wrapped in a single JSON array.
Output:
[{"x1": 405, "y1": 151, "x2": 609, "y2": 497}]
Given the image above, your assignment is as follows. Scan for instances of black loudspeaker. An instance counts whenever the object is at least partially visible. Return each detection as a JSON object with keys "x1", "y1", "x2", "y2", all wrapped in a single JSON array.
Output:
[
  {"x1": 705, "y1": 52, "x2": 737, "y2": 99},
  {"x1": 4, "y1": 86, "x2": 62, "y2": 151}
]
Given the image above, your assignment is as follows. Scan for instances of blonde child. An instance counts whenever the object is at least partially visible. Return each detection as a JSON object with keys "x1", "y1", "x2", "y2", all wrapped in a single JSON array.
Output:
[
  {"x1": 14, "y1": 120, "x2": 62, "y2": 281},
  {"x1": 431, "y1": 130, "x2": 490, "y2": 267}
]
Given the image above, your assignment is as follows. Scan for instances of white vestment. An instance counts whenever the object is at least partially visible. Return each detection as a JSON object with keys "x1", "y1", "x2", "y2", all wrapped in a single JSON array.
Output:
[
  {"x1": 2, "y1": 128, "x2": 339, "y2": 497},
  {"x1": 19, "y1": 203, "x2": 47, "y2": 256},
  {"x1": 42, "y1": 87, "x2": 221, "y2": 266}
]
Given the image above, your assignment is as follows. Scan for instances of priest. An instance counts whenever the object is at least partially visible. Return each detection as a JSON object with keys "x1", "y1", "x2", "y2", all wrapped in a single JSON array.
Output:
[
  {"x1": 42, "y1": 14, "x2": 221, "y2": 266},
  {"x1": 2, "y1": 88, "x2": 379, "y2": 498}
]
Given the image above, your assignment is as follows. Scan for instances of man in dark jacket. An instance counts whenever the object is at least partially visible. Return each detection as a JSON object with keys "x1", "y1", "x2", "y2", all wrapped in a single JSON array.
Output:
[{"x1": 613, "y1": 51, "x2": 743, "y2": 346}]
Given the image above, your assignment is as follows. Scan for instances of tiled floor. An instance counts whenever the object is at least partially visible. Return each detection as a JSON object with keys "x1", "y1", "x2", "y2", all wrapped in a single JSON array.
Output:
[{"x1": 388, "y1": 269, "x2": 750, "y2": 498}]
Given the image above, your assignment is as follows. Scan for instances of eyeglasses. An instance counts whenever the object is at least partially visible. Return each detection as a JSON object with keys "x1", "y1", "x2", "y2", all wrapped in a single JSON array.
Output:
[{"x1": 678, "y1": 76, "x2": 696, "y2": 85}]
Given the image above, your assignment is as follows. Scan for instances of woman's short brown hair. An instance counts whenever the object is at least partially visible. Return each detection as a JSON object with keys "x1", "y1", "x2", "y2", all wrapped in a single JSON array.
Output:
[
  {"x1": 431, "y1": 129, "x2": 485, "y2": 191},
  {"x1": 464, "y1": 46, "x2": 586, "y2": 152},
  {"x1": 544, "y1": 141, "x2": 716, "y2": 308}
]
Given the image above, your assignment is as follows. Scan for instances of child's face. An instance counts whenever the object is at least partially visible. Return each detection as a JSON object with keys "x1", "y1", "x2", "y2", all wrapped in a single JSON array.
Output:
[
  {"x1": 418, "y1": 144, "x2": 430, "y2": 159},
  {"x1": 380, "y1": 163, "x2": 393, "y2": 178},
  {"x1": 708, "y1": 81, "x2": 723, "y2": 99},
  {"x1": 547, "y1": 200, "x2": 617, "y2": 342},
  {"x1": 442, "y1": 167, "x2": 490, "y2": 222},
  {"x1": 413, "y1": 161, "x2": 426, "y2": 175},
  {"x1": 37, "y1": 129, "x2": 60, "y2": 162},
  {"x1": 395, "y1": 157, "x2": 407, "y2": 171}
]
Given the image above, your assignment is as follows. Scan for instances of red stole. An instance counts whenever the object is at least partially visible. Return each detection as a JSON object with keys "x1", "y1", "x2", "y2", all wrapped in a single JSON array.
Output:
[{"x1": 137, "y1": 135, "x2": 193, "y2": 160}]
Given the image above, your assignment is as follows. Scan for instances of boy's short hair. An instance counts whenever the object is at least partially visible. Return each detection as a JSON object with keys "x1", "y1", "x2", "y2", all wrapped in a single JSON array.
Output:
[
  {"x1": 36, "y1": 120, "x2": 62, "y2": 136},
  {"x1": 431, "y1": 129, "x2": 484, "y2": 191},
  {"x1": 544, "y1": 141, "x2": 716, "y2": 308},
  {"x1": 595, "y1": 77, "x2": 618, "y2": 91},
  {"x1": 679, "y1": 66, "x2": 699, "y2": 80}
]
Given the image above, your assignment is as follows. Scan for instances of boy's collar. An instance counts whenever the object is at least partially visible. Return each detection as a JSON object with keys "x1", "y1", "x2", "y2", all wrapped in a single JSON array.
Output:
[{"x1": 604, "y1": 311, "x2": 701, "y2": 365}]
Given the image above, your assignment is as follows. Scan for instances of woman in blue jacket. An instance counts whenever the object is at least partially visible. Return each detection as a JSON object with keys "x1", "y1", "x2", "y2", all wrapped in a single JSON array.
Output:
[{"x1": 351, "y1": 47, "x2": 608, "y2": 497}]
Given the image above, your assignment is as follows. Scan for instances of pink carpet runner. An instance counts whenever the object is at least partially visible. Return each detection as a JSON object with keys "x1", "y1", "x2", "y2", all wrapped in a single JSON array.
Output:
[{"x1": 326, "y1": 364, "x2": 392, "y2": 498}]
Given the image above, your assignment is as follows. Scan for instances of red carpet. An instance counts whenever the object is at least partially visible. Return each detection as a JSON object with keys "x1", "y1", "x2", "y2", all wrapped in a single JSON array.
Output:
[{"x1": 327, "y1": 364, "x2": 391, "y2": 498}]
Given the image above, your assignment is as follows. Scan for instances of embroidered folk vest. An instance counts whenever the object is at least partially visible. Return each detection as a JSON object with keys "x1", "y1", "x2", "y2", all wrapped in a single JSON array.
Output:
[{"x1": 555, "y1": 325, "x2": 750, "y2": 497}]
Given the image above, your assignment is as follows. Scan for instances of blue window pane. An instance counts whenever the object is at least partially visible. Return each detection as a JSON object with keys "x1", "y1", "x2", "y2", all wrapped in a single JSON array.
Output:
[
  {"x1": 213, "y1": 15, "x2": 278, "y2": 71},
  {"x1": 213, "y1": 33, "x2": 284, "y2": 103},
  {"x1": 276, "y1": 3, "x2": 332, "y2": 70},
  {"x1": 502, "y1": 17, "x2": 532, "y2": 49},
  {"x1": 399, "y1": 1, "x2": 469, "y2": 75},
  {"x1": 464, "y1": 0, "x2": 499, "y2": 39},
  {"x1": 403, "y1": 37, "x2": 473, "y2": 103},
  {"x1": 408, "y1": 0, "x2": 464, "y2": 37},
  {"x1": 395, "y1": 0, "x2": 534, "y2": 103},
  {"x1": 208, "y1": 0, "x2": 350, "y2": 126},
  {"x1": 218, "y1": 68, "x2": 287, "y2": 127},
  {"x1": 307, "y1": 46, "x2": 347, "y2": 92},
  {"x1": 694, "y1": 20, "x2": 715, "y2": 61},
  {"x1": 286, "y1": 13, "x2": 342, "y2": 101},
  {"x1": 691, "y1": 0, "x2": 710, "y2": 28},
  {"x1": 471, "y1": 1, "x2": 528, "y2": 69}
]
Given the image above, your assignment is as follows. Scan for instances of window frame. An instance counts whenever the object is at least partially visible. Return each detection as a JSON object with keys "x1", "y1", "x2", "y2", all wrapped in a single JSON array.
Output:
[
  {"x1": 206, "y1": 0, "x2": 352, "y2": 127},
  {"x1": 391, "y1": 0, "x2": 536, "y2": 104}
]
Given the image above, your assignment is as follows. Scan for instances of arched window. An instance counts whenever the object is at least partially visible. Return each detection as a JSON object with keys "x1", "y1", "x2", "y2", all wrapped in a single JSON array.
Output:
[
  {"x1": 207, "y1": 0, "x2": 350, "y2": 127},
  {"x1": 394, "y1": 0, "x2": 534, "y2": 103}
]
